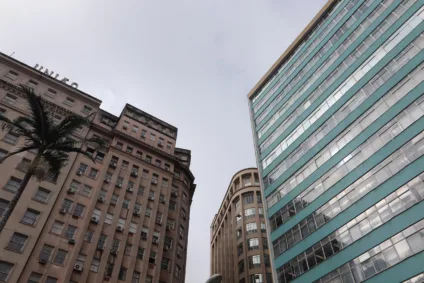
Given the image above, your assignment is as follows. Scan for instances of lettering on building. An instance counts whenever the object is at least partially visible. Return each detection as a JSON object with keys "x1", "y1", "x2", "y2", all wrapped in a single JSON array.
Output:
[{"x1": 34, "y1": 64, "x2": 79, "y2": 89}]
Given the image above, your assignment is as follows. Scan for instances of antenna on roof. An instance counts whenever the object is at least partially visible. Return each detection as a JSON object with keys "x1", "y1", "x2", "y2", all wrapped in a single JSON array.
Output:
[{"x1": 10, "y1": 52, "x2": 15, "y2": 57}]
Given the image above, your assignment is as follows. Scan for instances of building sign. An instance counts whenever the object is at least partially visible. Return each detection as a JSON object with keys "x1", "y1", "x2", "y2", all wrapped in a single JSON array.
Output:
[{"x1": 34, "y1": 64, "x2": 79, "y2": 89}]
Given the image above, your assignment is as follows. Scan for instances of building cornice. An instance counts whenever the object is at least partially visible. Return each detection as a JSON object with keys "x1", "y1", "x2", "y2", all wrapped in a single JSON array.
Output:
[
  {"x1": 121, "y1": 104, "x2": 178, "y2": 140},
  {"x1": 0, "y1": 52, "x2": 101, "y2": 105},
  {"x1": 0, "y1": 78, "x2": 90, "y2": 119}
]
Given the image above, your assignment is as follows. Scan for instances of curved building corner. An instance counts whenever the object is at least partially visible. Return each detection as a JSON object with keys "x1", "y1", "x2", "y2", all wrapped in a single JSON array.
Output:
[{"x1": 210, "y1": 168, "x2": 273, "y2": 283}]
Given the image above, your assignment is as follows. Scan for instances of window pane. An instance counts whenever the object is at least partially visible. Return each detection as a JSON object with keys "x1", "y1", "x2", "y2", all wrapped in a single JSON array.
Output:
[
  {"x1": 394, "y1": 240, "x2": 412, "y2": 259},
  {"x1": 407, "y1": 233, "x2": 424, "y2": 253},
  {"x1": 45, "y1": 277, "x2": 58, "y2": 283},
  {"x1": 7, "y1": 232, "x2": 28, "y2": 252},
  {"x1": 28, "y1": 272, "x2": 43, "y2": 283},
  {"x1": 53, "y1": 249, "x2": 68, "y2": 265}
]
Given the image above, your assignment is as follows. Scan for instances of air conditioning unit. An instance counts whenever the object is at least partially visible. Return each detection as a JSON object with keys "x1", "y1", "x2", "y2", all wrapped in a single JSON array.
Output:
[
  {"x1": 165, "y1": 167, "x2": 170, "y2": 171},
  {"x1": 156, "y1": 219, "x2": 162, "y2": 225},
  {"x1": 148, "y1": 196, "x2": 154, "y2": 201},
  {"x1": 116, "y1": 225, "x2": 124, "y2": 232},
  {"x1": 164, "y1": 246, "x2": 170, "y2": 251},
  {"x1": 123, "y1": 125, "x2": 128, "y2": 130},
  {"x1": 109, "y1": 162, "x2": 117, "y2": 168},
  {"x1": 59, "y1": 208, "x2": 67, "y2": 214},
  {"x1": 152, "y1": 239, "x2": 159, "y2": 244},
  {"x1": 166, "y1": 226, "x2": 171, "y2": 231},
  {"x1": 160, "y1": 199, "x2": 166, "y2": 204},
  {"x1": 151, "y1": 179, "x2": 158, "y2": 185},
  {"x1": 68, "y1": 239, "x2": 76, "y2": 245},
  {"x1": 67, "y1": 188, "x2": 76, "y2": 194},
  {"x1": 116, "y1": 183, "x2": 122, "y2": 188},
  {"x1": 133, "y1": 210, "x2": 140, "y2": 216},
  {"x1": 76, "y1": 170, "x2": 84, "y2": 176},
  {"x1": 97, "y1": 245, "x2": 105, "y2": 251},
  {"x1": 39, "y1": 258, "x2": 48, "y2": 264},
  {"x1": 126, "y1": 187, "x2": 133, "y2": 193},
  {"x1": 158, "y1": 142, "x2": 163, "y2": 148},
  {"x1": 91, "y1": 216, "x2": 99, "y2": 224},
  {"x1": 74, "y1": 264, "x2": 83, "y2": 271},
  {"x1": 104, "y1": 178, "x2": 111, "y2": 183},
  {"x1": 110, "y1": 249, "x2": 118, "y2": 255},
  {"x1": 171, "y1": 192, "x2": 178, "y2": 197},
  {"x1": 98, "y1": 196, "x2": 105, "y2": 203},
  {"x1": 131, "y1": 171, "x2": 138, "y2": 177}
]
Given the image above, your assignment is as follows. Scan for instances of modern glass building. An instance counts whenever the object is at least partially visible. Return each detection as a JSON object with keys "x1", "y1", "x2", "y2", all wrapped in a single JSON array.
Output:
[{"x1": 248, "y1": 0, "x2": 424, "y2": 282}]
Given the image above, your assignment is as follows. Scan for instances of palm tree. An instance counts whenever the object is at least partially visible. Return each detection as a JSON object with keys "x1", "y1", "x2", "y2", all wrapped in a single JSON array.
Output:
[{"x1": 0, "y1": 85, "x2": 104, "y2": 232}]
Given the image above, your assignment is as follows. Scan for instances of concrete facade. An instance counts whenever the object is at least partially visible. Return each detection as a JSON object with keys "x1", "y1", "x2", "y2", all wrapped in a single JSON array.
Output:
[
  {"x1": 210, "y1": 168, "x2": 273, "y2": 283},
  {"x1": 0, "y1": 53, "x2": 196, "y2": 283}
]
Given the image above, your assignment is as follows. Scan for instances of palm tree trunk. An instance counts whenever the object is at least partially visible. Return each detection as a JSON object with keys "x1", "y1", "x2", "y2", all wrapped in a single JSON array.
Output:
[{"x1": 0, "y1": 152, "x2": 42, "y2": 233}]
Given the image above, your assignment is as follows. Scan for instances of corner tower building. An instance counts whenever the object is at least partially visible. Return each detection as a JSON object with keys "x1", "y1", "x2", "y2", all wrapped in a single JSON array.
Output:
[
  {"x1": 248, "y1": 1, "x2": 424, "y2": 282},
  {"x1": 0, "y1": 53, "x2": 196, "y2": 283},
  {"x1": 210, "y1": 168, "x2": 273, "y2": 283}
]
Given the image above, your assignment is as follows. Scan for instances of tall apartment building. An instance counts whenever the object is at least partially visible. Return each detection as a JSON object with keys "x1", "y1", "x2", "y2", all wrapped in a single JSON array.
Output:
[
  {"x1": 248, "y1": 0, "x2": 424, "y2": 282},
  {"x1": 210, "y1": 168, "x2": 273, "y2": 283},
  {"x1": 0, "y1": 53, "x2": 196, "y2": 283}
]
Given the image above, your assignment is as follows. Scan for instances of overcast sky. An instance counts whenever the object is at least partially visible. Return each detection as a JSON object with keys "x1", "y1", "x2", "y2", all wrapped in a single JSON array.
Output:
[{"x1": 1, "y1": 0, "x2": 327, "y2": 281}]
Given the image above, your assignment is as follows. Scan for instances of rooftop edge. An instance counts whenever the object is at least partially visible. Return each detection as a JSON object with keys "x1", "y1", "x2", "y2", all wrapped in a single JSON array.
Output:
[{"x1": 247, "y1": 0, "x2": 338, "y2": 100}]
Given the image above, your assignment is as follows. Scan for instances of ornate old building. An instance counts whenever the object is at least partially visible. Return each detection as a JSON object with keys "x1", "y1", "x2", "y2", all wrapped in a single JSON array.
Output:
[{"x1": 0, "y1": 52, "x2": 196, "y2": 283}]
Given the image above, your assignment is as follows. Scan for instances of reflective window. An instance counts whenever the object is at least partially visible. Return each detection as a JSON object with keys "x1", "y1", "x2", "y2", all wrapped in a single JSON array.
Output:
[
  {"x1": 276, "y1": 173, "x2": 424, "y2": 281},
  {"x1": 262, "y1": 4, "x2": 423, "y2": 170},
  {"x1": 267, "y1": 57, "x2": 424, "y2": 211},
  {"x1": 246, "y1": 223, "x2": 258, "y2": 234},
  {"x1": 249, "y1": 255, "x2": 261, "y2": 269},
  {"x1": 256, "y1": 0, "x2": 389, "y2": 136},
  {"x1": 270, "y1": 97, "x2": 424, "y2": 234},
  {"x1": 253, "y1": 0, "x2": 355, "y2": 112},
  {"x1": 248, "y1": 238, "x2": 260, "y2": 250},
  {"x1": 314, "y1": 218, "x2": 424, "y2": 283},
  {"x1": 245, "y1": 208, "x2": 256, "y2": 218}
]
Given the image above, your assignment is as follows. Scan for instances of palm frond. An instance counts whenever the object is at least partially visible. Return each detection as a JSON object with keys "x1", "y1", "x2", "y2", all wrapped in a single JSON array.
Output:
[
  {"x1": 11, "y1": 117, "x2": 41, "y2": 145},
  {"x1": 0, "y1": 145, "x2": 39, "y2": 164},
  {"x1": 42, "y1": 150, "x2": 68, "y2": 180},
  {"x1": 52, "y1": 114, "x2": 90, "y2": 138},
  {"x1": 19, "y1": 85, "x2": 53, "y2": 142},
  {"x1": 0, "y1": 115, "x2": 40, "y2": 145},
  {"x1": 13, "y1": 116, "x2": 37, "y2": 131},
  {"x1": 51, "y1": 145, "x2": 96, "y2": 162},
  {"x1": 0, "y1": 115, "x2": 17, "y2": 131},
  {"x1": 49, "y1": 135, "x2": 105, "y2": 153},
  {"x1": 46, "y1": 137, "x2": 81, "y2": 151},
  {"x1": 84, "y1": 136, "x2": 107, "y2": 150}
]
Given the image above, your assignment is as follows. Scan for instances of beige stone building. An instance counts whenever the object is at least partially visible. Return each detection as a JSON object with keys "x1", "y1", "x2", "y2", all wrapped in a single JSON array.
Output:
[
  {"x1": 210, "y1": 168, "x2": 272, "y2": 283},
  {"x1": 0, "y1": 53, "x2": 196, "y2": 283}
]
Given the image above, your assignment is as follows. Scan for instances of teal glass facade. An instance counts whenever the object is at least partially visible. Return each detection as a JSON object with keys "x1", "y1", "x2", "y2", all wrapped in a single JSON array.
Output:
[{"x1": 248, "y1": 0, "x2": 424, "y2": 282}]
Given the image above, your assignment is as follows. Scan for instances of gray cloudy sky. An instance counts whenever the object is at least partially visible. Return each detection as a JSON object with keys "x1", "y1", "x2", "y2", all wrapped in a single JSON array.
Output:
[{"x1": 1, "y1": 0, "x2": 327, "y2": 281}]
